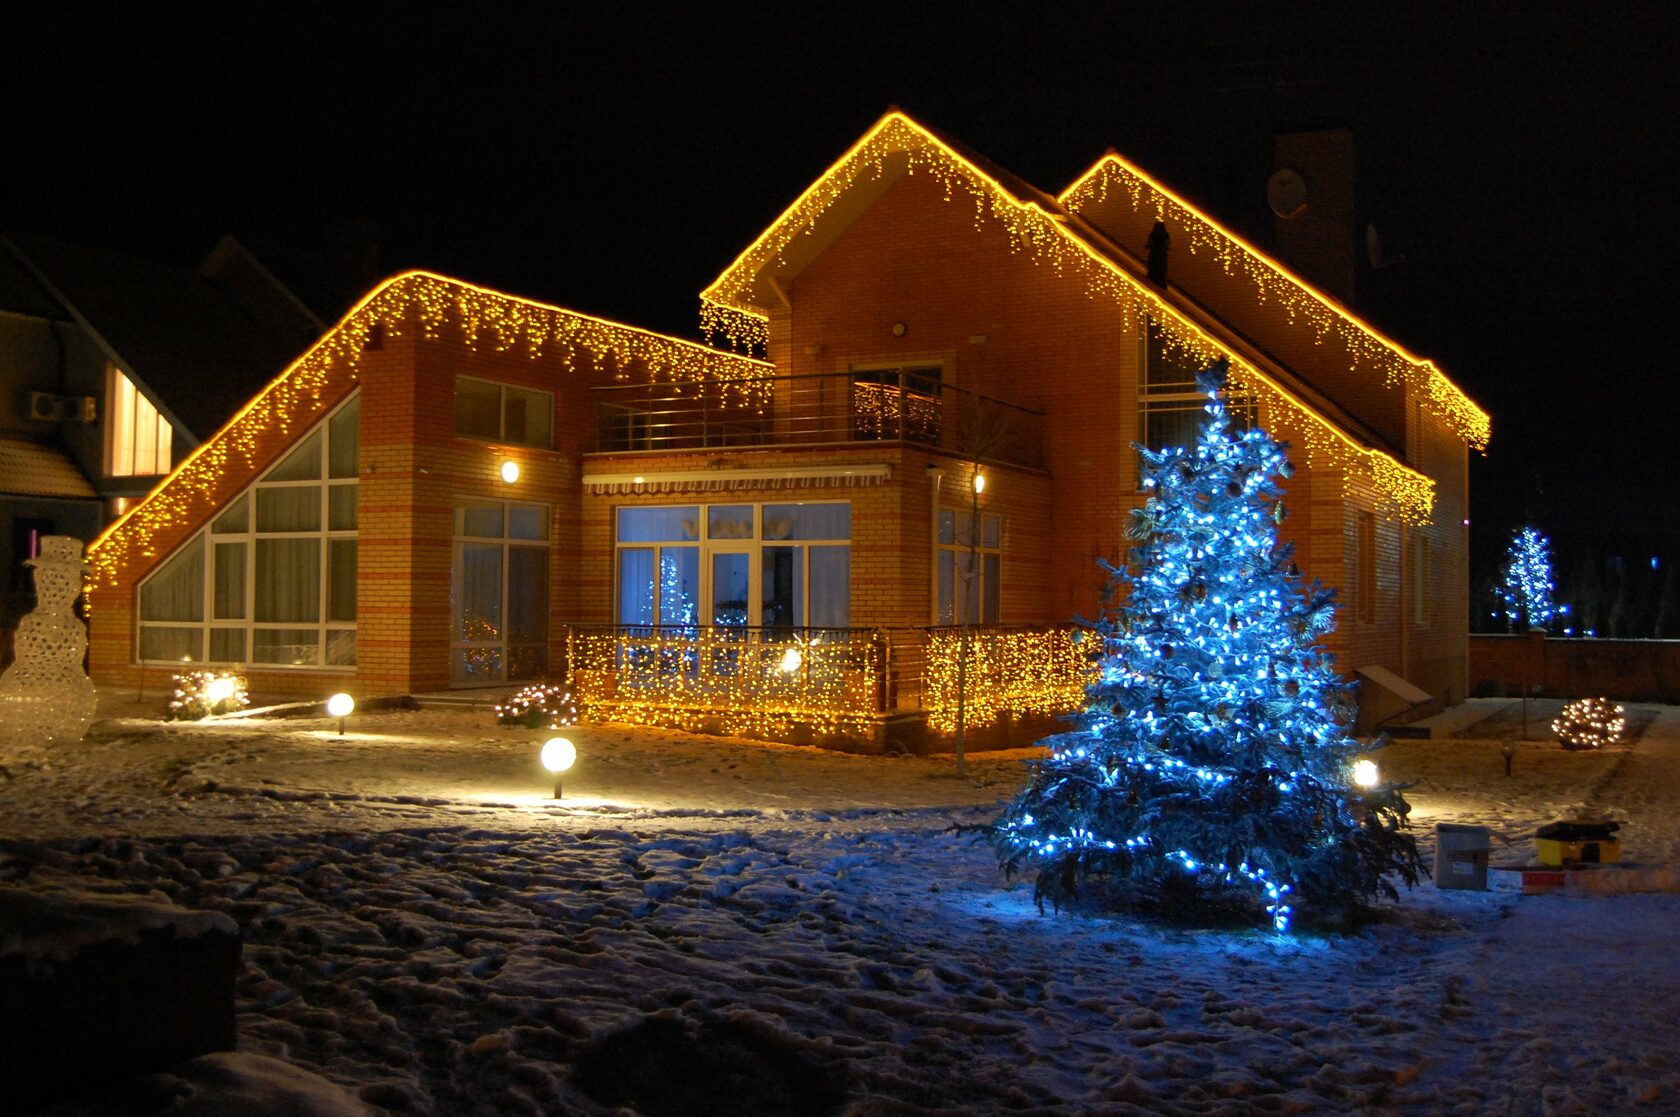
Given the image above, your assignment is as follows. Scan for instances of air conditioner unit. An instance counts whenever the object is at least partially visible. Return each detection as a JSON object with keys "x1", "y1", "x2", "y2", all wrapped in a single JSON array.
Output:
[{"x1": 27, "y1": 392, "x2": 97, "y2": 423}]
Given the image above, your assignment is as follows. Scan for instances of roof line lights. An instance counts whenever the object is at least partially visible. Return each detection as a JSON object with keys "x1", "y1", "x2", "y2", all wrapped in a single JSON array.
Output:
[
  {"x1": 700, "y1": 112, "x2": 1443, "y2": 523},
  {"x1": 1060, "y1": 154, "x2": 1489, "y2": 450},
  {"x1": 88, "y1": 271, "x2": 769, "y2": 587}
]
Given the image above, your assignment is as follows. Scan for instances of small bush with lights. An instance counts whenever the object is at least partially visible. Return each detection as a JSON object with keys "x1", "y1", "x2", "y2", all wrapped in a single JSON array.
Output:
[
  {"x1": 993, "y1": 362, "x2": 1421, "y2": 933},
  {"x1": 166, "y1": 671, "x2": 250, "y2": 721},
  {"x1": 1553, "y1": 697, "x2": 1626, "y2": 750},
  {"x1": 495, "y1": 683, "x2": 579, "y2": 729}
]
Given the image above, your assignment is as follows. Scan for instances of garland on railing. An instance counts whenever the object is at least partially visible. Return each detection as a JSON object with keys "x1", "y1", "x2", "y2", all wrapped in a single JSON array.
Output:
[
  {"x1": 924, "y1": 627, "x2": 1098, "y2": 734},
  {"x1": 566, "y1": 628, "x2": 883, "y2": 738}
]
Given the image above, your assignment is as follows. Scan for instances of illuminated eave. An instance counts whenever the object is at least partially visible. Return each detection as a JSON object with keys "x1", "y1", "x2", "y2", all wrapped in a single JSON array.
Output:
[
  {"x1": 88, "y1": 271, "x2": 769, "y2": 587},
  {"x1": 700, "y1": 112, "x2": 1439, "y2": 523},
  {"x1": 1060, "y1": 154, "x2": 1490, "y2": 450}
]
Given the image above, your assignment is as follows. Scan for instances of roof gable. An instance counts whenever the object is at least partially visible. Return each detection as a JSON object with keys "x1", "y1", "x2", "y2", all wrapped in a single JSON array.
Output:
[
  {"x1": 1060, "y1": 154, "x2": 1488, "y2": 450},
  {"x1": 702, "y1": 111, "x2": 1451, "y2": 523}
]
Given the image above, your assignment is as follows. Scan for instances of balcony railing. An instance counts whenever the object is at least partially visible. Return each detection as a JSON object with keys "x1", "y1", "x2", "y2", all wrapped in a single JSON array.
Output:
[
  {"x1": 561, "y1": 623, "x2": 1095, "y2": 740},
  {"x1": 593, "y1": 371, "x2": 1045, "y2": 470}
]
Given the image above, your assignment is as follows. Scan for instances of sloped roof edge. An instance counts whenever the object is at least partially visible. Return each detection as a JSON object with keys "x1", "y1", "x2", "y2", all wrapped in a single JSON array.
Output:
[
  {"x1": 699, "y1": 112, "x2": 1439, "y2": 522},
  {"x1": 1060, "y1": 153, "x2": 1489, "y2": 449},
  {"x1": 89, "y1": 270, "x2": 769, "y2": 586}
]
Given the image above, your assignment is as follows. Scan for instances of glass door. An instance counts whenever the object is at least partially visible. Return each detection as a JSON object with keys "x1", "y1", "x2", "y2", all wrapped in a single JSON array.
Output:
[
  {"x1": 452, "y1": 500, "x2": 550, "y2": 686},
  {"x1": 708, "y1": 548, "x2": 752, "y2": 678}
]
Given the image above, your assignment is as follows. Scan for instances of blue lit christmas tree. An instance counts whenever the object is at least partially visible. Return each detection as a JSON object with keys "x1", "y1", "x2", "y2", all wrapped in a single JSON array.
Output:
[
  {"x1": 994, "y1": 361, "x2": 1420, "y2": 931},
  {"x1": 1498, "y1": 526, "x2": 1558, "y2": 632}
]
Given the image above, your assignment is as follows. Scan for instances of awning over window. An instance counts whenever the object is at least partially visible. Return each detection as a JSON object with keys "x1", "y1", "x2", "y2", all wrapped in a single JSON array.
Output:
[
  {"x1": 0, "y1": 437, "x2": 97, "y2": 499},
  {"x1": 584, "y1": 463, "x2": 892, "y2": 496}
]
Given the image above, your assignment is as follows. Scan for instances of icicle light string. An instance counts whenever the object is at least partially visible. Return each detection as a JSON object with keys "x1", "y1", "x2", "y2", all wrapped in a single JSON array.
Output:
[
  {"x1": 88, "y1": 272, "x2": 771, "y2": 588},
  {"x1": 702, "y1": 112, "x2": 1462, "y2": 524}
]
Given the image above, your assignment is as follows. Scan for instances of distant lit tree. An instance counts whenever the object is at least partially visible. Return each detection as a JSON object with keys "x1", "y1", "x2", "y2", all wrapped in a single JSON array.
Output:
[{"x1": 1498, "y1": 527, "x2": 1558, "y2": 632}]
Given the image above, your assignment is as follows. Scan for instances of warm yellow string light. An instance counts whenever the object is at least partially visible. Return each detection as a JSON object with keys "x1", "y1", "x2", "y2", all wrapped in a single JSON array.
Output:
[
  {"x1": 87, "y1": 272, "x2": 770, "y2": 588},
  {"x1": 566, "y1": 629, "x2": 882, "y2": 738},
  {"x1": 701, "y1": 112, "x2": 1470, "y2": 524},
  {"x1": 1060, "y1": 156, "x2": 1490, "y2": 451},
  {"x1": 923, "y1": 628, "x2": 1097, "y2": 734}
]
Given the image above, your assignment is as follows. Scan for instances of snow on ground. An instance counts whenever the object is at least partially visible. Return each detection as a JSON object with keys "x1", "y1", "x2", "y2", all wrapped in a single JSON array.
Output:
[{"x1": 3, "y1": 692, "x2": 1679, "y2": 1115}]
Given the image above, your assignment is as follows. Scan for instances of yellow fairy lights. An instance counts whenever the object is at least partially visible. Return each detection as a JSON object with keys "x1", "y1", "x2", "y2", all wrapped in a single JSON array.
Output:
[
  {"x1": 87, "y1": 272, "x2": 770, "y2": 588},
  {"x1": 1061, "y1": 156, "x2": 1490, "y2": 451},
  {"x1": 701, "y1": 111, "x2": 1472, "y2": 524},
  {"x1": 565, "y1": 628, "x2": 883, "y2": 739},
  {"x1": 923, "y1": 627, "x2": 1097, "y2": 734}
]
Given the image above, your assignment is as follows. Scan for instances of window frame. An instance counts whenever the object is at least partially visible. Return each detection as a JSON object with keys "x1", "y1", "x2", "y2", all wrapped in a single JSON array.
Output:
[
  {"x1": 613, "y1": 500, "x2": 851, "y2": 630},
  {"x1": 1136, "y1": 318, "x2": 1254, "y2": 469},
  {"x1": 453, "y1": 374, "x2": 554, "y2": 448},
  {"x1": 105, "y1": 363, "x2": 173, "y2": 478},
  {"x1": 935, "y1": 506, "x2": 1002, "y2": 625},
  {"x1": 134, "y1": 392, "x2": 359, "y2": 669}
]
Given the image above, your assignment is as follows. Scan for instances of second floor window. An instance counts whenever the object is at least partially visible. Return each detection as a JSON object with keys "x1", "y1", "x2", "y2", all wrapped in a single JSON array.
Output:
[
  {"x1": 108, "y1": 364, "x2": 172, "y2": 477},
  {"x1": 1137, "y1": 320, "x2": 1252, "y2": 457},
  {"x1": 455, "y1": 375, "x2": 553, "y2": 447}
]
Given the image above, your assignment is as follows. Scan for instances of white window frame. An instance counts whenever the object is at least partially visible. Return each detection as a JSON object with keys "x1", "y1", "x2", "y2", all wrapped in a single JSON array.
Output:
[
  {"x1": 135, "y1": 392, "x2": 358, "y2": 669},
  {"x1": 614, "y1": 501, "x2": 851, "y2": 629},
  {"x1": 451, "y1": 497, "x2": 553, "y2": 685},
  {"x1": 935, "y1": 506, "x2": 1002, "y2": 625},
  {"x1": 106, "y1": 363, "x2": 173, "y2": 477}
]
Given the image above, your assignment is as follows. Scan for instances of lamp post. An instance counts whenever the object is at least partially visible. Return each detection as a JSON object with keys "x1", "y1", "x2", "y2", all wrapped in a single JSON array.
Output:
[{"x1": 953, "y1": 469, "x2": 985, "y2": 778}]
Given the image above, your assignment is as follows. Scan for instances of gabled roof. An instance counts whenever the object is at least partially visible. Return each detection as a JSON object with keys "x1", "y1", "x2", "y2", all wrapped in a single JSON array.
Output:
[
  {"x1": 89, "y1": 271, "x2": 769, "y2": 587},
  {"x1": 1058, "y1": 153, "x2": 1489, "y2": 450},
  {"x1": 2, "y1": 235, "x2": 322, "y2": 443},
  {"x1": 702, "y1": 111, "x2": 1492, "y2": 523}
]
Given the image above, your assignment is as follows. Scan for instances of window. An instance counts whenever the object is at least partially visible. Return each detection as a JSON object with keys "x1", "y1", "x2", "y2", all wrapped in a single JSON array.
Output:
[
  {"x1": 137, "y1": 393, "x2": 358, "y2": 667},
  {"x1": 452, "y1": 499, "x2": 550, "y2": 685},
  {"x1": 851, "y1": 366, "x2": 942, "y2": 443},
  {"x1": 615, "y1": 502, "x2": 850, "y2": 630},
  {"x1": 107, "y1": 364, "x2": 172, "y2": 476},
  {"x1": 1353, "y1": 510, "x2": 1376, "y2": 624},
  {"x1": 454, "y1": 375, "x2": 552, "y2": 447},
  {"x1": 936, "y1": 507, "x2": 1001, "y2": 624},
  {"x1": 1137, "y1": 319, "x2": 1252, "y2": 457}
]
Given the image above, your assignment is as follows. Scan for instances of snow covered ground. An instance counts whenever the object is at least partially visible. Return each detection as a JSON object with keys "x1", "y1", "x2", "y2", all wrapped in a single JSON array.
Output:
[{"x1": 3, "y1": 693, "x2": 1679, "y2": 1115}]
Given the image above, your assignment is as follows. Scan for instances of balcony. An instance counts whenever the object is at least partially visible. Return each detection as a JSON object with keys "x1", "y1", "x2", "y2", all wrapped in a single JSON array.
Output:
[{"x1": 593, "y1": 371, "x2": 1045, "y2": 470}]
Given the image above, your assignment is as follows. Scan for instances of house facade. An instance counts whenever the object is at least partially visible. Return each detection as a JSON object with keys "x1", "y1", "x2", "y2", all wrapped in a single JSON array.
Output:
[
  {"x1": 85, "y1": 113, "x2": 1488, "y2": 746},
  {"x1": 1, "y1": 235, "x2": 319, "y2": 637}
]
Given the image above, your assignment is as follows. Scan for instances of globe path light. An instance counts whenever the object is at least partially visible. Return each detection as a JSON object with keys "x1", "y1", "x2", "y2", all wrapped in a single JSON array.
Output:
[
  {"x1": 327, "y1": 692, "x2": 355, "y2": 737},
  {"x1": 542, "y1": 736, "x2": 577, "y2": 799}
]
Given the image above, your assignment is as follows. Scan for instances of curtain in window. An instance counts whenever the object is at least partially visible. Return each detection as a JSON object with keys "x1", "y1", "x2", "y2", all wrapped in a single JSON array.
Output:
[
  {"x1": 255, "y1": 539, "x2": 320, "y2": 623},
  {"x1": 454, "y1": 543, "x2": 503, "y2": 644},
  {"x1": 809, "y1": 545, "x2": 850, "y2": 627},
  {"x1": 618, "y1": 548, "x2": 655, "y2": 625},
  {"x1": 140, "y1": 542, "x2": 203, "y2": 622}
]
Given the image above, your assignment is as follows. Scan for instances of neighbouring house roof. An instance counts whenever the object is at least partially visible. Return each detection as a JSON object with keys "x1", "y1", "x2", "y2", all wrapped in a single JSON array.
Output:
[
  {"x1": 0, "y1": 247, "x2": 66, "y2": 321},
  {"x1": 0, "y1": 435, "x2": 99, "y2": 499},
  {"x1": 701, "y1": 111, "x2": 1490, "y2": 523},
  {"x1": 1, "y1": 235, "x2": 323, "y2": 444}
]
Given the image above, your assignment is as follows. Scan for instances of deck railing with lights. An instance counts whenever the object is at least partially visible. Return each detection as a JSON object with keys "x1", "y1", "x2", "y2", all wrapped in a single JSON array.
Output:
[
  {"x1": 592, "y1": 371, "x2": 1045, "y2": 469},
  {"x1": 562, "y1": 622, "x2": 1095, "y2": 742}
]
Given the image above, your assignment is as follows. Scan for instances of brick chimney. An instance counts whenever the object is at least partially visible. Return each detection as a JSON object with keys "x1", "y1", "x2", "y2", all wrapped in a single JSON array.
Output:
[{"x1": 1270, "y1": 128, "x2": 1356, "y2": 306}]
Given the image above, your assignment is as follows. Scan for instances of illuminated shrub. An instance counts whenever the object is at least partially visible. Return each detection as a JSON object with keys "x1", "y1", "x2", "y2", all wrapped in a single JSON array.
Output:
[
  {"x1": 1552, "y1": 697, "x2": 1625, "y2": 750},
  {"x1": 495, "y1": 683, "x2": 578, "y2": 729},
  {"x1": 166, "y1": 671, "x2": 249, "y2": 721}
]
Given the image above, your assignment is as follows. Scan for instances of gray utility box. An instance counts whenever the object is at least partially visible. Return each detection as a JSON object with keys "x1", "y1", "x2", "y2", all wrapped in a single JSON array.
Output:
[{"x1": 1435, "y1": 824, "x2": 1492, "y2": 890}]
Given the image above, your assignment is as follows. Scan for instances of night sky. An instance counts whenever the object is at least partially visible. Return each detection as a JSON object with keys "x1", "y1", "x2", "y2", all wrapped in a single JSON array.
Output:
[{"x1": 9, "y1": 3, "x2": 1678, "y2": 593}]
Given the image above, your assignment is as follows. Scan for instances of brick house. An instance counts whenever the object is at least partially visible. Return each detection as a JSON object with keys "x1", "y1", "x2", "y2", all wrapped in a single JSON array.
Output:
[{"x1": 85, "y1": 113, "x2": 1488, "y2": 747}]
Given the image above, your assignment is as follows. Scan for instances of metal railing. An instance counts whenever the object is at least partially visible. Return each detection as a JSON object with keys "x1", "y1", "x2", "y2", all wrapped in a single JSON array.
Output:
[{"x1": 593, "y1": 371, "x2": 1045, "y2": 469}]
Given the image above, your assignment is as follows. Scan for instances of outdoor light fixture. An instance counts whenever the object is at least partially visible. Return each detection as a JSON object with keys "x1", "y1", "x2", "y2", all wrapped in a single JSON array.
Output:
[
  {"x1": 778, "y1": 646, "x2": 804, "y2": 674},
  {"x1": 327, "y1": 692, "x2": 355, "y2": 737},
  {"x1": 205, "y1": 676, "x2": 237, "y2": 705},
  {"x1": 500, "y1": 460, "x2": 520, "y2": 483},
  {"x1": 973, "y1": 472, "x2": 987, "y2": 495},
  {"x1": 1351, "y1": 759, "x2": 1379, "y2": 789},
  {"x1": 541, "y1": 736, "x2": 577, "y2": 799}
]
